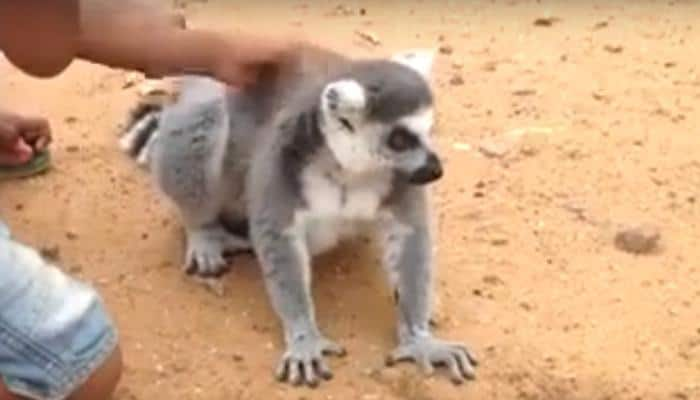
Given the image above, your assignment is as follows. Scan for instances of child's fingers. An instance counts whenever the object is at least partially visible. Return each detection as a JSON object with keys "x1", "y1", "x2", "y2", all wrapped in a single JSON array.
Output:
[
  {"x1": 34, "y1": 136, "x2": 50, "y2": 151},
  {"x1": 0, "y1": 121, "x2": 20, "y2": 147},
  {"x1": 17, "y1": 116, "x2": 52, "y2": 150},
  {"x1": 215, "y1": 64, "x2": 259, "y2": 88},
  {"x1": 0, "y1": 148, "x2": 31, "y2": 166},
  {"x1": 0, "y1": 137, "x2": 33, "y2": 165},
  {"x1": 12, "y1": 138, "x2": 33, "y2": 159}
]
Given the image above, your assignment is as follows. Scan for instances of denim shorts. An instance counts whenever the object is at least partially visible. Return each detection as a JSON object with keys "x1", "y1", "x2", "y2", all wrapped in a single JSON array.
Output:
[{"x1": 0, "y1": 220, "x2": 118, "y2": 400}]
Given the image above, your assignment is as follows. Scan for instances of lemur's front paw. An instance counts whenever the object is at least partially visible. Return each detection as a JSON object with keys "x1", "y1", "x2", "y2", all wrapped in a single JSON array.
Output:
[
  {"x1": 275, "y1": 333, "x2": 346, "y2": 388},
  {"x1": 386, "y1": 337, "x2": 478, "y2": 385}
]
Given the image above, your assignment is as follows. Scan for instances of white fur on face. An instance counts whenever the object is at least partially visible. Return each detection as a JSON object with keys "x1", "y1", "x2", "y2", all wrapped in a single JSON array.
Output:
[
  {"x1": 398, "y1": 107, "x2": 435, "y2": 144},
  {"x1": 320, "y1": 79, "x2": 388, "y2": 174},
  {"x1": 377, "y1": 106, "x2": 437, "y2": 175},
  {"x1": 321, "y1": 121, "x2": 388, "y2": 174}
]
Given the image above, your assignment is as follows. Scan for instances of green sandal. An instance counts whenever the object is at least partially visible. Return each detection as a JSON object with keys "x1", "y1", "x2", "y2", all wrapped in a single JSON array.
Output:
[{"x1": 0, "y1": 150, "x2": 52, "y2": 180}]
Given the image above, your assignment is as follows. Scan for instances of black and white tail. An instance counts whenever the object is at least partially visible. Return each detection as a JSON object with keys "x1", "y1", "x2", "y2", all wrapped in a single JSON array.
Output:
[{"x1": 118, "y1": 101, "x2": 163, "y2": 168}]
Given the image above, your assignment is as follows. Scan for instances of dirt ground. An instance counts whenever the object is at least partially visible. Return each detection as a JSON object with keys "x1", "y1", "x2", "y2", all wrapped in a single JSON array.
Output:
[{"x1": 1, "y1": 1, "x2": 699, "y2": 399}]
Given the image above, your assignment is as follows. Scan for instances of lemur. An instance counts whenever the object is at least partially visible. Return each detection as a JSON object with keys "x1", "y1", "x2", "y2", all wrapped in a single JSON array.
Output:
[{"x1": 120, "y1": 44, "x2": 478, "y2": 387}]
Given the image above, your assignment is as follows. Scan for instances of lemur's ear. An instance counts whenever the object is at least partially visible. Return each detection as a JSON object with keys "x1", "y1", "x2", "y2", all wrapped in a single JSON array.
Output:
[
  {"x1": 391, "y1": 48, "x2": 436, "y2": 80},
  {"x1": 321, "y1": 79, "x2": 367, "y2": 119}
]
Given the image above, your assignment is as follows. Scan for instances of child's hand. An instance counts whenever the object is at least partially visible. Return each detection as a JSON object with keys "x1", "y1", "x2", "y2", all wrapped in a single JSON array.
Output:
[
  {"x1": 0, "y1": 111, "x2": 51, "y2": 165},
  {"x1": 210, "y1": 35, "x2": 300, "y2": 88}
]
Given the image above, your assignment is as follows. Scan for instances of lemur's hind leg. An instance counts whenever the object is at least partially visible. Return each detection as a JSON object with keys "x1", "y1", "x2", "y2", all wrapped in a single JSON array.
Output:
[
  {"x1": 185, "y1": 223, "x2": 250, "y2": 277},
  {"x1": 150, "y1": 92, "x2": 247, "y2": 277}
]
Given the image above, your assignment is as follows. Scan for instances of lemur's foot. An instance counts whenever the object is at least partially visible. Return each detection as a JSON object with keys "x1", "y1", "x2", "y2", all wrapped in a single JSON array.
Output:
[
  {"x1": 184, "y1": 225, "x2": 251, "y2": 277},
  {"x1": 386, "y1": 337, "x2": 478, "y2": 385}
]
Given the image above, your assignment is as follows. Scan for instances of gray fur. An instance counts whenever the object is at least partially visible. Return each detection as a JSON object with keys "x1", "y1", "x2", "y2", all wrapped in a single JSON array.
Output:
[{"x1": 120, "y1": 44, "x2": 477, "y2": 386}]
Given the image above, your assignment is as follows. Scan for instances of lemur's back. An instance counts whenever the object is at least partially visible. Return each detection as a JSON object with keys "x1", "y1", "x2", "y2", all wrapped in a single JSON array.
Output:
[
  {"x1": 224, "y1": 43, "x2": 351, "y2": 150},
  {"x1": 120, "y1": 43, "x2": 351, "y2": 189},
  {"x1": 168, "y1": 44, "x2": 351, "y2": 169}
]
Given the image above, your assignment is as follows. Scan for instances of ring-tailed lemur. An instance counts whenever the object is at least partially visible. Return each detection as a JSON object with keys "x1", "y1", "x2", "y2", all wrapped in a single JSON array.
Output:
[{"x1": 119, "y1": 44, "x2": 478, "y2": 387}]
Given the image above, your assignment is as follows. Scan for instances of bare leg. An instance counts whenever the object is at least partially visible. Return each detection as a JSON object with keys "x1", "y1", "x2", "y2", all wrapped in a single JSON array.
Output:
[
  {"x1": 0, "y1": 222, "x2": 123, "y2": 400},
  {"x1": 0, "y1": 382, "x2": 18, "y2": 400},
  {"x1": 69, "y1": 344, "x2": 123, "y2": 400}
]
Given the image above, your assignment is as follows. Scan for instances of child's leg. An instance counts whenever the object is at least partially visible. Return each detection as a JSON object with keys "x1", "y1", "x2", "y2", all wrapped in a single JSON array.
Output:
[{"x1": 0, "y1": 221, "x2": 122, "y2": 400}]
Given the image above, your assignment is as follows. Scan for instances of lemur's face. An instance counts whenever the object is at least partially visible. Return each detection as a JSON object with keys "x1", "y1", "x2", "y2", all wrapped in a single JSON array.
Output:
[{"x1": 318, "y1": 50, "x2": 442, "y2": 185}]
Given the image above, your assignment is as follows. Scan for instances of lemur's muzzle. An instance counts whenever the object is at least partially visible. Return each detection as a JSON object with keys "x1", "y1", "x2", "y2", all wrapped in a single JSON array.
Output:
[{"x1": 408, "y1": 152, "x2": 443, "y2": 185}]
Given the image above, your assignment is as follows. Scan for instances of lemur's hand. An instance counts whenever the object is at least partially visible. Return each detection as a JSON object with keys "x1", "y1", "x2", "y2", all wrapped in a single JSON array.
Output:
[
  {"x1": 275, "y1": 332, "x2": 346, "y2": 387},
  {"x1": 386, "y1": 336, "x2": 478, "y2": 385}
]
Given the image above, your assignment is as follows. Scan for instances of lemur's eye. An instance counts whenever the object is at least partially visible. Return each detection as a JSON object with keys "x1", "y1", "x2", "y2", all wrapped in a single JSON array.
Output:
[{"x1": 387, "y1": 127, "x2": 419, "y2": 152}]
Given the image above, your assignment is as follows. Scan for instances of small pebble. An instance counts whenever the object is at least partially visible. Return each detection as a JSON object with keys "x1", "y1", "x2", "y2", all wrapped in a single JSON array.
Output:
[
  {"x1": 533, "y1": 17, "x2": 561, "y2": 27},
  {"x1": 603, "y1": 44, "x2": 624, "y2": 54},
  {"x1": 39, "y1": 245, "x2": 61, "y2": 261},
  {"x1": 490, "y1": 238, "x2": 509, "y2": 246},
  {"x1": 452, "y1": 142, "x2": 472, "y2": 151},
  {"x1": 593, "y1": 21, "x2": 609, "y2": 30},
  {"x1": 671, "y1": 392, "x2": 689, "y2": 400},
  {"x1": 483, "y1": 274, "x2": 504, "y2": 285},
  {"x1": 439, "y1": 45, "x2": 454, "y2": 55},
  {"x1": 513, "y1": 89, "x2": 536, "y2": 96},
  {"x1": 614, "y1": 224, "x2": 660, "y2": 254},
  {"x1": 449, "y1": 75, "x2": 465, "y2": 86},
  {"x1": 520, "y1": 144, "x2": 539, "y2": 157},
  {"x1": 478, "y1": 137, "x2": 512, "y2": 158},
  {"x1": 356, "y1": 30, "x2": 381, "y2": 46}
]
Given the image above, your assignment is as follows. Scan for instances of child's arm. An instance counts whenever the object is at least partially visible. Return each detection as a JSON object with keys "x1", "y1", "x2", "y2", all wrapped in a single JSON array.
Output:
[
  {"x1": 0, "y1": 0, "x2": 294, "y2": 86},
  {"x1": 77, "y1": 26, "x2": 293, "y2": 87},
  {"x1": 0, "y1": 0, "x2": 80, "y2": 78}
]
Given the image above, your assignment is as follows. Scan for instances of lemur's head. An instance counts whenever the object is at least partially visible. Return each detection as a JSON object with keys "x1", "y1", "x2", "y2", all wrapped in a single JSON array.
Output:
[{"x1": 318, "y1": 49, "x2": 441, "y2": 185}]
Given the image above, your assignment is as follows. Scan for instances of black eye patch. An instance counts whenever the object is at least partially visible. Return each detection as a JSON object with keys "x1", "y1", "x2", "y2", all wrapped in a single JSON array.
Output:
[{"x1": 387, "y1": 127, "x2": 420, "y2": 152}]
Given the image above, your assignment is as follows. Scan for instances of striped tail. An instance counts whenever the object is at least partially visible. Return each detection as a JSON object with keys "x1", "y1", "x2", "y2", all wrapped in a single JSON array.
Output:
[{"x1": 118, "y1": 100, "x2": 163, "y2": 168}]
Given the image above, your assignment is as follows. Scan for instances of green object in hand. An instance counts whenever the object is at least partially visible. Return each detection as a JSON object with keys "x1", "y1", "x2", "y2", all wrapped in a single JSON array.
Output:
[{"x1": 0, "y1": 150, "x2": 51, "y2": 180}]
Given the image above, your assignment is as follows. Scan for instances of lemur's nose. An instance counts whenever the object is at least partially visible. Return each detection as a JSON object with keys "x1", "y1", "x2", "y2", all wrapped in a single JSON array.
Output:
[
  {"x1": 409, "y1": 152, "x2": 443, "y2": 185},
  {"x1": 424, "y1": 152, "x2": 443, "y2": 180}
]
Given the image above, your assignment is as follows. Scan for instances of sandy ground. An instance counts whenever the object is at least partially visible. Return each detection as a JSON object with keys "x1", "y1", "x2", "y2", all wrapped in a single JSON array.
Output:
[{"x1": 2, "y1": 1, "x2": 700, "y2": 399}]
